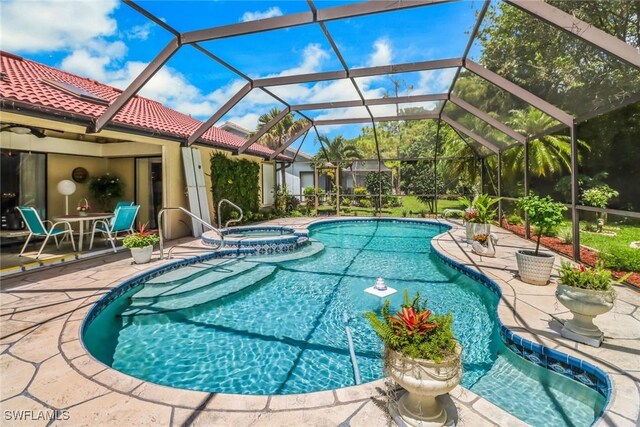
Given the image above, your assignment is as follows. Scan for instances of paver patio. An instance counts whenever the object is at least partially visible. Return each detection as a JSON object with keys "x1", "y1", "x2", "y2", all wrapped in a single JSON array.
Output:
[{"x1": 1, "y1": 218, "x2": 638, "y2": 426}]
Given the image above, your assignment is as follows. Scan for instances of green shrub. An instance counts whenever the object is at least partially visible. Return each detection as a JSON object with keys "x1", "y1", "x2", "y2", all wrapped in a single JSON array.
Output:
[
  {"x1": 557, "y1": 227, "x2": 573, "y2": 244},
  {"x1": 600, "y1": 247, "x2": 640, "y2": 272},
  {"x1": 341, "y1": 197, "x2": 352, "y2": 207},
  {"x1": 210, "y1": 152, "x2": 259, "y2": 224},
  {"x1": 359, "y1": 199, "x2": 372, "y2": 208},
  {"x1": 507, "y1": 213, "x2": 523, "y2": 225},
  {"x1": 401, "y1": 209, "x2": 408, "y2": 218}
]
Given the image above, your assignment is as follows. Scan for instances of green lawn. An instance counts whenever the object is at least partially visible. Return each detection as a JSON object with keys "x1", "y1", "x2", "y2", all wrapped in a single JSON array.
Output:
[
  {"x1": 318, "y1": 196, "x2": 465, "y2": 218},
  {"x1": 579, "y1": 222, "x2": 640, "y2": 271}
]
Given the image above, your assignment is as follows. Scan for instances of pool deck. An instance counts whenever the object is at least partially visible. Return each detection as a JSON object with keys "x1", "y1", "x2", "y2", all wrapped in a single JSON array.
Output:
[{"x1": 1, "y1": 217, "x2": 638, "y2": 426}]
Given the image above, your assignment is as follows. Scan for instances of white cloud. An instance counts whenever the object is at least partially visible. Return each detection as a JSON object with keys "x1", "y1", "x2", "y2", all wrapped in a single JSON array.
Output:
[
  {"x1": 225, "y1": 113, "x2": 262, "y2": 132},
  {"x1": 0, "y1": 0, "x2": 119, "y2": 53},
  {"x1": 368, "y1": 38, "x2": 393, "y2": 67},
  {"x1": 416, "y1": 68, "x2": 457, "y2": 94},
  {"x1": 127, "y1": 22, "x2": 154, "y2": 40},
  {"x1": 240, "y1": 7, "x2": 283, "y2": 22},
  {"x1": 60, "y1": 50, "x2": 111, "y2": 82}
]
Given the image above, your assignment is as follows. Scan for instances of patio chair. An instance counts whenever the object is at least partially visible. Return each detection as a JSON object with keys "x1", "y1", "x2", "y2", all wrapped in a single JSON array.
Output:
[
  {"x1": 16, "y1": 206, "x2": 76, "y2": 259},
  {"x1": 112, "y1": 201, "x2": 134, "y2": 233},
  {"x1": 89, "y1": 205, "x2": 140, "y2": 253}
]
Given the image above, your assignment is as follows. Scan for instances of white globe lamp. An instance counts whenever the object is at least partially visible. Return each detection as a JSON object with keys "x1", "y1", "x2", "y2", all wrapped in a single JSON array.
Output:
[{"x1": 57, "y1": 180, "x2": 77, "y2": 215}]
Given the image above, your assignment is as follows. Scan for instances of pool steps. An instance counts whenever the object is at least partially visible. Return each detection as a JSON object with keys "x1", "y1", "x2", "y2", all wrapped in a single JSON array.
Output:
[
  {"x1": 121, "y1": 264, "x2": 277, "y2": 316},
  {"x1": 132, "y1": 259, "x2": 260, "y2": 300},
  {"x1": 121, "y1": 241, "x2": 325, "y2": 317}
]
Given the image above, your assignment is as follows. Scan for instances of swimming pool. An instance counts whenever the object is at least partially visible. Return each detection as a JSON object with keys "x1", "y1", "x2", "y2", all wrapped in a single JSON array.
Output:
[{"x1": 84, "y1": 219, "x2": 606, "y2": 426}]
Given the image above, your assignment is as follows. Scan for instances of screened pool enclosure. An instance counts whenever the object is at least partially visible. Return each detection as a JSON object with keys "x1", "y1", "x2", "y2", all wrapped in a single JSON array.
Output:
[{"x1": 89, "y1": 0, "x2": 640, "y2": 262}]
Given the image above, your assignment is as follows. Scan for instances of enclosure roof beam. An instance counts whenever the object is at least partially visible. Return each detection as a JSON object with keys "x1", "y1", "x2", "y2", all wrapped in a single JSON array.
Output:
[
  {"x1": 464, "y1": 60, "x2": 574, "y2": 126},
  {"x1": 91, "y1": 37, "x2": 181, "y2": 133},
  {"x1": 314, "y1": 112, "x2": 439, "y2": 126},
  {"x1": 253, "y1": 58, "x2": 462, "y2": 88},
  {"x1": 291, "y1": 93, "x2": 448, "y2": 111},
  {"x1": 269, "y1": 122, "x2": 313, "y2": 160},
  {"x1": 182, "y1": 0, "x2": 451, "y2": 44},
  {"x1": 441, "y1": 115, "x2": 500, "y2": 154},
  {"x1": 188, "y1": 82, "x2": 252, "y2": 145},
  {"x1": 449, "y1": 95, "x2": 526, "y2": 144},
  {"x1": 506, "y1": 0, "x2": 640, "y2": 70},
  {"x1": 238, "y1": 107, "x2": 291, "y2": 154}
]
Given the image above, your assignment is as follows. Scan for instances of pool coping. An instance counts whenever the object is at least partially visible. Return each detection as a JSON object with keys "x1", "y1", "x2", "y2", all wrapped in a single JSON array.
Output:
[{"x1": 1, "y1": 217, "x2": 638, "y2": 426}]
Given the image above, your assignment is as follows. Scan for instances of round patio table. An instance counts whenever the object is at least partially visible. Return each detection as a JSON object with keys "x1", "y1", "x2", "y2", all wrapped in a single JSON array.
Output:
[{"x1": 53, "y1": 213, "x2": 113, "y2": 252}]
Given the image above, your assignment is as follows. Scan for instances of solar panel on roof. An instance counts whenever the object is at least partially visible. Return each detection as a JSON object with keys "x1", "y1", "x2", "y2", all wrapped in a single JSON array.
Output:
[{"x1": 41, "y1": 78, "x2": 109, "y2": 106}]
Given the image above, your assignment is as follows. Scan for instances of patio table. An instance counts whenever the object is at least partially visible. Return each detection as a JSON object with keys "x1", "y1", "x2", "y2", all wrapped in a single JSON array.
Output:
[{"x1": 53, "y1": 213, "x2": 113, "y2": 252}]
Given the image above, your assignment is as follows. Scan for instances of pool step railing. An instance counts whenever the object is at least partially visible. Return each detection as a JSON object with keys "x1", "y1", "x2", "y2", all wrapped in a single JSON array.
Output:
[
  {"x1": 217, "y1": 199, "x2": 243, "y2": 229},
  {"x1": 157, "y1": 207, "x2": 225, "y2": 259},
  {"x1": 343, "y1": 311, "x2": 362, "y2": 385}
]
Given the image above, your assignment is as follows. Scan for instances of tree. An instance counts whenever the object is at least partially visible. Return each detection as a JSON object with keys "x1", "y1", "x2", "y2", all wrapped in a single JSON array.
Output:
[
  {"x1": 478, "y1": 2, "x2": 640, "y2": 114},
  {"x1": 315, "y1": 134, "x2": 361, "y2": 191},
  {"x1": 504, "y1": 107, "x2": 590, "y2": 180},
  {"x1": 254, "y1": 108, "x2": 307, "y2": 150}
]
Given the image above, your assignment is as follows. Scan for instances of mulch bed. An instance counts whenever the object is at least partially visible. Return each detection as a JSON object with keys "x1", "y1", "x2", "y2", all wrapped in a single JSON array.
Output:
[{"x1": 500, "y1": 220, "x2": 640, "y2": 288}]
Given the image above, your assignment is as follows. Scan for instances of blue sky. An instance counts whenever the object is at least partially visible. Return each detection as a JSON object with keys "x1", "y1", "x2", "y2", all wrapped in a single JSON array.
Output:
[{"x1": 0, "y1": 0, "x2": 484, "y2": 155}]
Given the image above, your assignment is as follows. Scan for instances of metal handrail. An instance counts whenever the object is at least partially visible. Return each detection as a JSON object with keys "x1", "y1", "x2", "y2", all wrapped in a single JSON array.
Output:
[
  {"x1": 217, "y1": 199, "x2": 244, "y2": 229},
  {"x1": 157, "y1": 207, "x2": 224, "y2": 259}
]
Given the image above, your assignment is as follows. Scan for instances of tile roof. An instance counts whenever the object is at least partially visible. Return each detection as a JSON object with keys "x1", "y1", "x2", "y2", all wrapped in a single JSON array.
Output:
[{"x1": 0, "y1": 51, "x2": 285, "y2": 160}]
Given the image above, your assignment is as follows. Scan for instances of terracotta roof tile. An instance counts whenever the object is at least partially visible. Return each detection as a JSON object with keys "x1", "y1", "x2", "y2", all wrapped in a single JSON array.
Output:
[{"x1": 0, "y1": 51, "x2": 284, "y2": 159}]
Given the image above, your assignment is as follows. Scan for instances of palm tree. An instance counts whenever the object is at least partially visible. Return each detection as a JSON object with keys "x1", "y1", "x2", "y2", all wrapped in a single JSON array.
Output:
[
  {"x1": 254, "y1": 107, "x2": 307, "y2": 151},
  {"x1": 505, "y1": 107, "x2": 589, "y2": 180},
  {"x1": 316, "y1": 135, "x2": 361, "y2": 189}
]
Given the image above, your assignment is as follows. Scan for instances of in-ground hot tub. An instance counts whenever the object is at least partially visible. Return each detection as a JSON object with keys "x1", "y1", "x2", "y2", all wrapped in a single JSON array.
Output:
[{"x1": 202, "y1": 225, "x2": 309, "y2": 255}]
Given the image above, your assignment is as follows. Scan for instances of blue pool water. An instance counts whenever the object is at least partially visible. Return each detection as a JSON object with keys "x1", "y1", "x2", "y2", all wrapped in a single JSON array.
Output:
[{"x1": 84, "y1": 220, "x2": 605, "y2": 426}]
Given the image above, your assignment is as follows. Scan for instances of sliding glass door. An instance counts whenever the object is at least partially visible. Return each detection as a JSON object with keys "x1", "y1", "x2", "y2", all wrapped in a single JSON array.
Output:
[
  {"x1": 1, "y1": 150, "x2": 46, "y2": 230},
  {"x1": 136, "y1": 157, "x2": 162, "y2": 229}
]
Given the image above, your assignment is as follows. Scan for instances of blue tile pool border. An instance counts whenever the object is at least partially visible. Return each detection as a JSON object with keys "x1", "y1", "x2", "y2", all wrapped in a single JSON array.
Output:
[
  {"x1": 430, "y1": 239, "x2": 612, "y2": 411},
  {"x1": 80, "y1": 217, "x2": 610, "y2": 423}
]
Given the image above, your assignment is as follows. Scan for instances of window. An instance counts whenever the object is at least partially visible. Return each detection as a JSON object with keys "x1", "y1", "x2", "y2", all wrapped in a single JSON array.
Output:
[{"x1": 1, "y1": 150, "x2": 46, "y2": 229}]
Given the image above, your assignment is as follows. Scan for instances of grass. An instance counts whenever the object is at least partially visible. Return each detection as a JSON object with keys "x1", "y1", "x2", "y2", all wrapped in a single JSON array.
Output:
[
  {"x1": 579, "y1": 222, "x2": 640, "y2": 272},
  {"x1": 318, "y1": 196, "x2": 465, "y2": 217}
]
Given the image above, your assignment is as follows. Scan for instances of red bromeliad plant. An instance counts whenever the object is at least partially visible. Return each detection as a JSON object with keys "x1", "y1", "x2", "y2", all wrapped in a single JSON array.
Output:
[
  {"x1": 365, "y1": 290, "x2": 456, "y2": 362},
  {"x1": 122, "y1": 222, "x2": 160, "y2": 249},
  {"x1": 389, "y1": 306, "x2": 439, "y2": 336}
]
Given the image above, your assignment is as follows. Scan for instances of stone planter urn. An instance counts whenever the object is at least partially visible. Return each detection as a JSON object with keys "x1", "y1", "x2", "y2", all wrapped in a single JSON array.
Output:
[
  {"x1": 515, "y1": 250, "x2": 555, "y2": 286},
  {"x1": 556, "y1": 284, "x2": 614, "y2": 347},
  {"x1": 130, "y1": 245, "x2": 153, "y2": 264},
  {"x1": 387, "y1": 344, "x2": 462, "y2": 427}
]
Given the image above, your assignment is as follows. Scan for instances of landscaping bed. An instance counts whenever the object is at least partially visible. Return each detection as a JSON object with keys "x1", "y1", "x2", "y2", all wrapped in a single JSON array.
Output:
[{"x1": 501, "y1": 221, "x2": 640, "y2": 288}]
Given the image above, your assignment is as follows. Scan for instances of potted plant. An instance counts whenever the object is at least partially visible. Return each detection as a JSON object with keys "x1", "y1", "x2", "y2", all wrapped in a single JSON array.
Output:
[
  {"x1": 122, "y1": 223, "x2": 160, "y2": 264},
  {"x1": 471, "y1": 194, "x2": 501, "y2": 236},
  {"x1": 366, "y1": 291, "x2": 461, "y2": 427},
  {"x1": 515, "y1": 195, "x2": 567, "y2": 285},
  {"x1": 76, "y1": 198, "x2": 91, "y2": 217},
  {"x1": 88, "y1": 173, "x2": 124, "y2": 210},
  {"x1": 556, "y1": 262, "x2": 626, "y2": 347},
  {"x1": 459, "y1": 196, "x2": 476, "y2": 243}
]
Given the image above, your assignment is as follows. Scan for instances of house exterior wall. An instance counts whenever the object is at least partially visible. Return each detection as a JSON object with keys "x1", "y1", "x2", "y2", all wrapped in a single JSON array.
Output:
[{"x1": 0, "y1": 112, "x2": 266, "y2": 240}]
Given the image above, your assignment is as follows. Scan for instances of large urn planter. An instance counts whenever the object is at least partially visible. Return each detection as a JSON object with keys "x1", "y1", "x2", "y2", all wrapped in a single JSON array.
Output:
[
  {"x1": 387, "y1": 344, "x2": 462, "y2": 427},
  {"x1": 556, "y1": 284, "x2": 614, "y2": 347},
  {"x1": 130, "y1": 245, "x2": 153, "y2": 264},
  {"x1": 515, "y1": 250, "x2": 555, "y2": 286}
]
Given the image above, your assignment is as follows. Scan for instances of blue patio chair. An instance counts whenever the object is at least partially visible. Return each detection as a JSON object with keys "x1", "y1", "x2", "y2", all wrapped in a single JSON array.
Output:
[
  {"x1": 16, "y1": 206, "x2": 76, "y2": 259},
  {"x1": 112, "y1": 201, "x2": 134, "y2": 233},
  {"x1": 89, "y1": 205, "x2": 139, "y2": 253}
]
